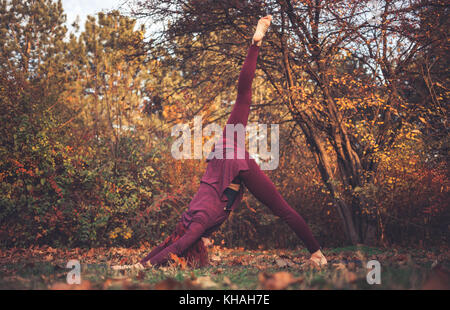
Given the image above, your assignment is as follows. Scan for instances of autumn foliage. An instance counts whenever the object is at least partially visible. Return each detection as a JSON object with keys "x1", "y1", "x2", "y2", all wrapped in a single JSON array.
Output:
[{"x1": 0, "y1": 0, "x2": 448, "y2": 250}]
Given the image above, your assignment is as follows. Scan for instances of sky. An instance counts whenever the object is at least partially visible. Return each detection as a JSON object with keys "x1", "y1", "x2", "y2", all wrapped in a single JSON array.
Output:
[{"x1": 61, "y1": 0, "x2": 129, "y2": 31}]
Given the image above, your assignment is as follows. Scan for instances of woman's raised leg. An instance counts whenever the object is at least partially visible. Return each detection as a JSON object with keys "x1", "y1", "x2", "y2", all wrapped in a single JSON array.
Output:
[
  {"x1": 224, "y1": 43, "x2": 259, "y2": 129},
  {"x1": 225, "y1": 15, "x2": 272, "y2": 128}
]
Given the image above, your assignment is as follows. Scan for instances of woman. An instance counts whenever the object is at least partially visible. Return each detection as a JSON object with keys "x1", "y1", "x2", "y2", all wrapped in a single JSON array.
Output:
[{"x1": 134, "y1": 15, "x2": 327, "y2": 269}]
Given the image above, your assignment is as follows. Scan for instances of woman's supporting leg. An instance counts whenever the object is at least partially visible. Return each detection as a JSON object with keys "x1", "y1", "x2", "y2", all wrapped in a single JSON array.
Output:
[
  {"x1": 239, "y1": 158, "x2": 321, "y2": 253},
  {"x1": 140, "y1": 221, "x2": 206, "y2": 266}
]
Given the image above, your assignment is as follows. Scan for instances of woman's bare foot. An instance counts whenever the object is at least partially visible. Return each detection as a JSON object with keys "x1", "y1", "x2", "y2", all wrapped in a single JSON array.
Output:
[
  {"x1": 252, "y1": 15, "x2": 272, "y2": 46},
  {"x1": 309, "y1": 249, "x2": 328, "y2": 267}
]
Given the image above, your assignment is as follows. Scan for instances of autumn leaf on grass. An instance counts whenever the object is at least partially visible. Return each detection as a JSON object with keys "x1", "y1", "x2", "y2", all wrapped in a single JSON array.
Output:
[
  {"x1": 354, "y1": 249, "x2": 366, "y2": 262},
  {"x1": 258, "y1": 271, "x2": 303, "y2": 290},
  {"x1": 300, "y1": 259, "x2": 325, "y2": 271},
  {"x1": 422, "y1": 265, "x2": 450, "y2": 290},
  {"x1": 169, "y1": 253, "x2": 187, "y2": 269},
  {"x1": 275, "y1": 257, "x2": 297, "y2": 268},
  {"x1": 229, "y1": 256, "x2": 244, "y2": 266},
  {"x1": 136, "y1": 270, "x2": 146, "y2": 280},
  {"x1": 46, "y1": 247, "x2": 57, "y2": 254},
  {"x1": 86, "y1": 248, "x2": 95, "y2": 258},
  {"x1": 44, "y1": 254, "x2": 53, "y2": 262},
  {"x1": 332, "y1": 262, "x2": 347, "y2": 270},
  {"x1": 192, "y1": 276, "x2": 218, "y2": 289},
  {"x1": 103, "y1": 275, "x2": 151, "y2": 290},
  {"x1": 253, "y1": 257, "x2": 270, "y2": 270},
  {"x1": 343, "y1": 271, "x2": 358, "y2": 283},
  {"x1": 347, "y1": 261, "x2": 357, "y2": 271},
  {"x1": 103, "y1": 276, "x2": 131, "y2": 290},
  {"x1": 119, "y1": 257, "x2": 130, "y2": 265},
  {"x1": 394, "y1": 254, "x2": 408, "y2": 262},
  {"x1": 154, "y1": 278, "x2": 182, "y2": 290},
  {"x1": 222, "y1": 276, "x2": 238, "y2": 289},
  {"x1": 50, "y1": 280, "x2": 92, "y2": 290},
  {"x1": 154, "y1": 278, "x2": 199, "y2": 290}
]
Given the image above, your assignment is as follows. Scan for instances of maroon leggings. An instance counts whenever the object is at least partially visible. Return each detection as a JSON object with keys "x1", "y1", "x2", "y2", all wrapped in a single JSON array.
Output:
[
  {"x1": 141, "y1": 42, "x2": 320, "y2": 266},
  {"x1": 225, "y1": 42, "x2": 320, "y2": 253}
]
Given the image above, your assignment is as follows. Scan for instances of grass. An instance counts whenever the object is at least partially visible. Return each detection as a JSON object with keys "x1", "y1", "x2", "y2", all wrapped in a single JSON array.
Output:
[{"x1": 0, "y1": 245, "x2": 448, "y2": 290}]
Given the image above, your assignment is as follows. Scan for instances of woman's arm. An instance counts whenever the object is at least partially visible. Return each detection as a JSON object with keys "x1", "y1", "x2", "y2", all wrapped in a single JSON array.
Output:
[
  {"x1": 147, "y1": 221, "x2": 205, "y2": 266},
  {"x1": 140, "y1": 237, "x2": 171, "y2": 264}
]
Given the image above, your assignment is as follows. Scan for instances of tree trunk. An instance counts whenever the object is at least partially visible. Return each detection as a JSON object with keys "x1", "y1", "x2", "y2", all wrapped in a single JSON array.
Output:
[{"x1": 280, "y1": 35, "x2": 361, "y2": 245}]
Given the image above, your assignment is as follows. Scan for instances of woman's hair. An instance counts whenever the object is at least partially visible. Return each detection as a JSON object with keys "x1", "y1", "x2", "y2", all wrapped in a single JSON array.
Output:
[{"x1": 163, "y1": 221, "x2": 209, "y2": 268}]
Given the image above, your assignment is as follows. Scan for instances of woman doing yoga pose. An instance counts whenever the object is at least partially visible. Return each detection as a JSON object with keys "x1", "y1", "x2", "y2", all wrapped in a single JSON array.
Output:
[{"x1": 128, "y1": 15, "x2": 327, "y2": 269}]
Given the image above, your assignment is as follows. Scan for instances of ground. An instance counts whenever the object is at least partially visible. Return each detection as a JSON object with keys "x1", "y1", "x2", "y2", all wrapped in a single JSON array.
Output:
[{"x1": 0, "y1": 245, "x2": 448, "y2": 290}]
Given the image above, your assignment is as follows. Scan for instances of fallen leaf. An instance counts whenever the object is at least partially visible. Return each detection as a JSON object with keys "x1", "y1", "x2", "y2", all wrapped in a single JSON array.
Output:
[
  {"x1": 275, "y1": 258, "x2": 288, "y2": 268},
  {"x1": 44, "y1": 254, "x2": 53, "y2": 261},
  {"x1": 103, "y1": 277, "x2": 131, "y2": 289},
  {"x1": 169, "y1": 253, "x2": 187, "y2": 269},
  {"x1": 213, "y1": 268, "x2": 223, "y2": 274},
  {"x1": 275, "y1": 257, "x2": 296, "y2": 268},
  {"x1": 192, "y1": 276, "x2": 217, "y2": 288},
  {"x1": 422, "y1": 265, "x2": 450, "y2": 290},
  {"x1": 210, "y1": 254, "x2": 221, "y2": 262},
  {"x1": 223, "y1": 276, "x2": 232, "y2": 286},
  {"x1": 229, "y1": 256, "x2": 243, "y2": 266},
  {"x1": 344, "y1": 271, "x2": 358, "y2": 283},
  {"x1": 258, "y1": 271, "x2": 302, "y2": 290},
  {"x1": 136, "y1": 270, "x2": 146, "y2": 280},
  {"x1": 119, "y1": 257, "x2": 130, "y2": 265},
  {"x1": 332, "y1": 262, "x2": 347, "y2": 270},
  {"x1": 223, "y1": 276, "x2": 238, "y2": 289},
  {"x1": 154, "y1": 278, "x2": 183, "y2": 290},
  {"x1": 347, "y1": 262, "x2": 356, "y2": 270},
  {"x1": 50, "y1": 280, "x2": 92, "y2": 290},
  {"x1": 87, "y1": 248, "x2": 95, "y2": 258}
]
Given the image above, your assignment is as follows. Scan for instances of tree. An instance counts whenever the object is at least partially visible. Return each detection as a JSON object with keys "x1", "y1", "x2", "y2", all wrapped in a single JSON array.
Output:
[
  {"x1": 0, "y1": 0, "x2": 70, "y2": 245},
  {"x1": 397, "y1": 0, "x2": 449, "y2": 164},
  {"x1": 0, "y1": 0, "x2": 69, "y2": 129},
  {"x1": 64, "y1": 11, "x2": 153, "y2": 175}
]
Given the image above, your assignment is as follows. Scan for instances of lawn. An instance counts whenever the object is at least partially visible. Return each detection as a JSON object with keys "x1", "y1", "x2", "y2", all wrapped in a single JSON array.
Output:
[{"x1": 0, "y1": 245, "x2": 448, "y2": 290}]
